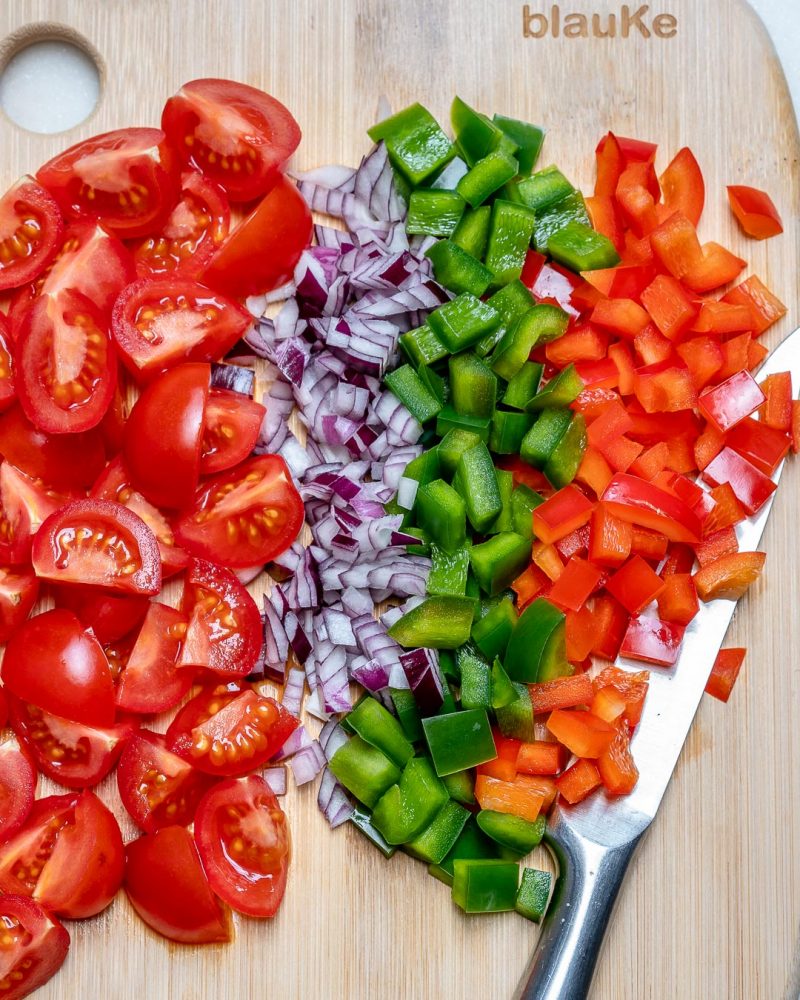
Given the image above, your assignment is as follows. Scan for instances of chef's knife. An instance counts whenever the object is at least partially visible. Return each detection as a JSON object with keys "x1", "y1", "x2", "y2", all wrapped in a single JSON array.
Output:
[{"x1": 515, "y1": 327, "x2": 800, "y2": 1000}]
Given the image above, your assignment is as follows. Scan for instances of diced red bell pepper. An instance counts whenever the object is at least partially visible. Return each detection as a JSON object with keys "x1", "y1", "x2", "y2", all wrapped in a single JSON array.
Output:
[
  {"x1": 715, "y1": 332, "x2": 752, "y2": 382},
  {"x1": 640, "y1": 274, "x2": 698, "y2": 340},
  {"x1": 626, "y1": 409, "x2": 700, "y2": 444},
  {"x1": 499, "y1": 456, "x2": 552, "y2": 493},
  {"x1": 664, "y1": 435, "x2": 696, "y2": 475},
  {"x1": 594, "y1": 132, "x2": 625, "y2": 197},
  {"x1": 656, "y1": 572, "x2": 699, "y2": 625},
  {"x1": 616, "y1": 161, "x2": 659, "y2": 236},
  {"x1": 629, "y1": 441, "x2": 670, "y2": 481},
  {"x1": 546, "y1": 324, "x2": 608, "y2": 366},
  {"x1": 701, "y1": 447, "x2": 776, "y2": 515},
  {"x1": 590, "y1": 685, "x2": 627, "y2": 723},
  {"x1": 565, "y1": 604, "x2": 596, "y2": 663},
  {"x1": 759, "y1": 372, "x2": 793, "y2": 432},
  {"x1": 605, "y1": 555, "x2": 665, "y2": 614},
  {"x1": 620, "y1": 616, "x2": 685, "y2": 666},
  {"x1": 520, "y1": 248, "x2": 546, "y2": 288},
  {"x1": 629, "y1": 525, "x2": 669, "y2": 562},
  {"x1": 659, "y1": 147, "x2": 704, "y2": 226},
  {"x1": 569, "y1": 279, "x2": 604, "y2": 315},
  {"x1": 693, "y1": 551, "x2": 766, "y2": 602},
  {"x1": 608, "y1": 341, "x2": 636, "y2": 395},
  {"x1": 682, "y1": 242, "x2": 746, "y2": 294},
  {"x1": 633, "y1": 324, "x2": 674, "y2": 365},
  {"x1": 582, "y1": 263, "x2": 657, "y2": 302},
  {"x1": 622, "y1": 230, "x2": 655, "y2": 266},
  {"x1": 593, "y1": 666, "x2": 650, "y2": 727},
  {"x1": 722, "y1": 276, "x2": 787, "y2": 336},
  {"x1": 590, "y1": 299, "x2": 650, "y2": 339},
  {"x1": 533, "y1": 486, "x2": 595, "y2": 544},
  {"x1": 575, "y1": 447, "x2": 614, "y2": 498},
  {"x1": 588, "y1": 503, "x2": 633, "y2": 567},
  {"x1": 601, "y1": 473, "x2": 701, "y2": 543},
  {"x1": 792, "y1": 402, "x2": 800, "y2": 453},
  {"x1": 548, "y1": 556, "x2": 603, "y2": 612},
  {"x1": 529, "y1": 673, "x2": 594, "y2": 714},
  {"x1": 547, "y1": 709, "x2": 616, "y2": 758},
  {"x1": 573, "y1": 358, "x2": 619, "y2": 390},
  {"x1": 704, "y1": 647, "x2": 746, "y2": 702},
  {"x1": 512, "y1": 563, "x2": 549, "y2": 611},
  {"x1": 516, "y1": 740, "x2": 563, "y2": 776},
  {"x1": 676, "y1": 336, "x2": 723, "y2": 391},
  {"x1": 704, "y1": 483, "x2": 747, "y2": 533},
  {"x1": 599, "y1": 434, "x2": 644, "y2": 473},
  {"x1": 660, "y1": 543, "x2": 696, "y2": 577},
  {"x1": 726, "y1": 417, "x2": 791, "y2": 476},
  {"x1": 589, "y1": 594, "x2": 629, "y2": 661},
  {"x1": 474, "y1": 775, "x2": 545, "y2": 823},
  {"x1": 585, "y1": 195, "x2": 624, "y2": 251},
  {"x1": 532, "y1": 541, "x2": 565, "y2": 582},
  {"x1": 633, "y1": 360, "x2": 697, "y2": 414},
  {"x1": 695, "y1": 526, "x2": 738, "y2": 567},
  {"x1": 650, "y1": 213, "x2": 745, "y2": 293},
  {"x1": 597, "y1": 723, "x2": 639, "y2": 796},
  {"x1": 727, "y1": 185, "x2": 783, "y2": 240},
  {"x1": 556, "y1": 758, "x2": 602, "y2": 805},
  {"x1": 476, "y1": 757, "x2": 518, "y2": 782},
  {"x1": 690, "y1": 299, "x2": 753, "y2": 336},
  {"x1": 554, "y1": 525, "x2": 590, "y2": 561},
  {"x1": 748, "y1": 340, "x2": 769, "y2": 372},
  {"x1": 696, "y1": 370, "x2": 765, "y2": 433},
  {"x1": 573, "y1": 387, "x2": 621, "y2": 420},
  {"x1": 515, "y1": 774, "x2": 558, "y2": 812},
  {"x1": 694, "y1": 421, "x2": 726, "y2": 471}
]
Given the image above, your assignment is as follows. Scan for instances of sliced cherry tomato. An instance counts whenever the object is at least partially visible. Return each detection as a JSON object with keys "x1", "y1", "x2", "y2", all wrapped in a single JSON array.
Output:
[
  {"x1": 1, "y1": 609, "x2": 116, "y2": 727},
  {"x1": 36, "y1": 128, "x2": 179, "y2": 238},
  {"x1": 174, "y1": 454, "x2": 303, "y2": 567},
  {"x1": 32, "y1": 498, "x2": 162, "y2": 596},
  {"x1": 0, "y1": 403, "x2": 106, "y2": 492},
  {"x1": 161, "y1": 78, "x2": 301, "y2": 202},
  {"x1": 132, "y1": 170, "x2": 230, "y2": 277},
  {"x1": 0, "y1": 738, "x2": 36, "y2": 843},
  {"x1": 111, "y1": 277, "x2": 250, "y2": 382},
  {"x1": 0, "y1": 565, "x2": 39, "y2": 642},
  {"x1": 0, "y1": 314, "x2": 15, "y2": 412},
  {"x1": 9, "y1": 698, "x2": 134, "y2": 789},
  {"x1": 117, "y1": 729, "x2": 216, "y2": 833},
  {"x1": 166, "y1": 681, "x2": 298, "y2": 777},
  {"x1": 91, "y1": 456, "x2": 190, "y2": 577},
  {"x1": 0, "y1": 177, "x2": 63, "y2": 292},
  {"x1": 0, "y1": 461, "x2": 72, "y2": 565},
  {"x1": 0, "y1": 894, "x2": 70, "y2": 1000},
  {"x1": 194, "y1": 775, "x2": 289, "y2": 918},
  {"x1": 0, "y1": 790, "x2": 124, "y2": 918},
  {"x1": 116, "y1": 603, "x2": 192, "y2": 714},
  {"x1": 52, "y1": 585, "x2": 150, "y2": 644},
  {"x1": 203, "y1": 175, "x2": 311, "y2": 298},
  {"x1": 124, "y1": 825, "x2": 230, "y2": 943},
  {"x1": 100, "y1": 384, "x2": 128, "y2": 455},
  {"x1": 124, "y1": 362, "x2": 209, "y2": 509},
  {"x1": 178, "y1": 558, "x2": 261, "y2": 678},
  {"x1": 201, "y1": 388, "x2": 265, "y2": 475}
]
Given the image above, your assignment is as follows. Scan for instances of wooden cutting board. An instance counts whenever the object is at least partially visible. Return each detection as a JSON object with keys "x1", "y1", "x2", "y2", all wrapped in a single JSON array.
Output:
[{"x1": 1, "y1": 1, "x2": 798, "y2": 998}]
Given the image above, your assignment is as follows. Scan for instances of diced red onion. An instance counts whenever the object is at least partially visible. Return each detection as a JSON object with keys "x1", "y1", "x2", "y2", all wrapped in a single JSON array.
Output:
[
  {"x1": 211, "y1": 362, "x2": 255, "y2": 396},
  {"x1": 350, "y1": 659, "x2": 391, "y2": 693},
  {"x1": 321, "y1": 607, "x2": 357, "y2": 649},
  {"x1": 256, "y1": 379, "x2": 294, "y2": 453},
  {"x1": 262, "y1": 593, "x2": 289, "y2": 680},
  {"x1": 397, "y1": 476, "x2": 419, "y2": 510},
  {"x1": 274, "y1": 724, "x2": 313, "y2": 761},
  {"x1": 291, "y1": 163, "x2": 356, "y2": 192},
  {"x1": 281, "y1": 666, "x2": 306, "y2": 718},
  {"x1": 400, "y1": 648, "x2": 445, "y2": 715},
  {"x1": 263, "y1": 767, "x2": 287, "y2": 796},
  {"x1": 290, "y1": 741, "x2": 326, "y2": 785},
  {"x1": 431, "y1": 157, "x2": 468, "y2": 190},
  {"x1": 341, "y1": 586, "x2": 373, "y2": 618},
  {"x1": 319, "y1": 719, "x2": 350, "y2": 761},
  {"x1": 234, "y1": 564, "x2": 264, "y2": 586},
  {"x1": 317, "y1": 767, "x2": 355, "y2": 829}
]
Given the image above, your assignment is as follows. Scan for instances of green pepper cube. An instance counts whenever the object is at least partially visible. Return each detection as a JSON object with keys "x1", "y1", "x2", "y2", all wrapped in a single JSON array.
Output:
[
  {"x1": 451, "y1": 96, "x2": 505, "y2": 166},
  {"x1": 504, "y1": 598, "x2": 568, "y2": 683},
  {"x1": 429, "y1": 817, "x2": 500, "y2": 886},
  {"x1": 404, "y1": 799, "x2": 471, "y2": 864},
  {"x1": 491, "y1": 304, "x2": 570, "y2": 381},
  {"x1": 503, "y1": 361, "x2": 544, "y2": 410},
  {"x1": 415, "y1": 479, "x2": 466, "y2": 552},
  {"x1": 388, "y1": 596, "x2": 475, "y2": 649},
  {"x1": 406, "y1": 189, "x2": 466, "y2": 237},
  {"x1": 471, "y1": 596, "x2": 517, "y2": 661},
  {"x1": 485, "y1": 200, "x2": 536, "y2": 288},
  {"x1": 390, "y1": 688, "x2": 424, "y2": 743},
  {"x1": 489, "y1": 410, "x2": 534, "y2": 455},
  {"x1": 423, "y1": 708, "x2": 496, "y2": 776},
  {"x1": 520, "y1": 408, "x2": 572, "y2": 467},
  {"x1": 452, "y1": 859, "x2": 520, "y2": 913},
  {"x1": 492, "y1": 114, "x2": 546, "y2": 175},
  {"x1": 491, "y1": 657, "x2": 519, "y2": 709},
  {"x1": 404, "y1": 448, "x2": 441, "y2": 486},
  {"x1": 477, "y1": 810, "x2": 547, "y2": 855},
  {"x1": 459, "y1": 649, "x2": 492, "y2": 711},
  {"x1": 419, "y1": 366, "x2": 447, "y2": 406},
  {"x1": 426, "y1": 241, "x2": 493, "y2": 298},
  {"x1": 427, "y1": 544, "x2": 471, "y2": 597},
  {"x1": 435, "y1": 406, "x2": 491, "y2": 444},
  {"x1": 399, "y1": 324, "x2": 449, "y2": 370},
  {"x1": 511, "y1": 484, "x2": 545, "y2": 539},
  {"x1": 368, "y1": 102, "x2": 455, "y2": 186},
  {"x1": 532, "y1": 191, "x2": 591, "y2": 253},
  {"x1": 495, "y1": 681, "x2": 536, "y2": 741},
  {"x1": 547, "y1": 220, "x2": 621, "y2": 272},
  {"x1": 371, "y1": 756, "x2": 449, "y2": 845},
  {"x1": 516, "y1": 867, "x2": 553, "y2": 922},
  {"x1": 517, "y1": 165, "x2": 575, "y2": 214},
  {"x1": 384, "y1": 364, "x2": 442, "y2": 424},
  {"x1": 428, "y1": 293, "x2": 502, "y2": 354},
  {"x1": 452, "y1": 205, "x2": 492, "y2": 259},
  {"x1": 488, "y1": 469, "x2": 515, "y2": 534},
  {"x1": 449, "y1": 352, "x2": 497, "y2": 419},
  {"x1": 329, "y1": 736, "x2": 402, "y2": 809},
  {"x1": 526, "y1": 363, "x2": 585, "y2": 411},
  {"x1": 350, "y1": 806, "x2": 397, "y2": 858},
  {"x1": 457, "y1": 148, "x2": 519, "y2": 209},
  {"x1": 437, "y1": 427, "x2": 483, "y2": 477},
  {"x1": 442, "y1": 769, "x2": 476, "y2": 806},
  {"x1": 457, "y1": 443, "x2": 501, "y2": 533},
  {"x1": 544, "y1": 413, "x2": 587, "y2": 489},
  {"x1": 346, "y1": 696, "x2": 415, "y2": 769},
  {"x1": 470, "y1": 532, "x2": 530, "y2": 597},
  {"x1": 487, "y1": 280, "x2": 536, "y2": 329}
]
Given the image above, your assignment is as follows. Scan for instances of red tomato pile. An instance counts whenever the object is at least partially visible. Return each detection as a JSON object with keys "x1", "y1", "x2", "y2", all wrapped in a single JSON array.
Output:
[{"x1": 0, "y1": 79, "x2": 311, "y2": 999}]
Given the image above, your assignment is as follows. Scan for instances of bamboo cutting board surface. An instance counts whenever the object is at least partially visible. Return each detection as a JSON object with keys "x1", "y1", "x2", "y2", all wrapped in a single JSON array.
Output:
[{"x1": 0, "y1": 1, "x2": 798, "y2": 998}]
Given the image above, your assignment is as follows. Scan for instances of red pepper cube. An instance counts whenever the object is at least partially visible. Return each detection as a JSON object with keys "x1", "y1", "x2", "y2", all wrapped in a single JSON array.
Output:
[
  {"x1": 620, "y1": 615, "x2": 685, "y2": 666},
  {"x1": 589, "y1": 594, "x2": 629, "y2": 661},
  {"x1": 640, "y1": 274, "x2": 698, "y2": 340},
  {"x1": 605, "y1": 555, "x2": 665, "y2": 614},
  {"x1": 589, "y1": 503, "x2": 633, "y2": 567},
  {"x1": 608, "y1": 341, "x2": 635, "y2": 395},
  {"x1": 695, "y1": 526, "x2": 739, "y2": 568},
  {"x1": 661, "y1": 543, "x2": 696, "y2": 577},
  {"x1": 656, "y1": 573, "x2": 699, "y2": 626},
  {"x1": 727, "y1": 185, "x2": 784, "y2": 240},
  {"x1": 629, "y1": 441, "x2": 669, "y2": 481},
  {"x1": 676, "y1": 336, "x2": 723, "y2": 391},
  {"x1": 512, "y1": 563, "x2": 549, "y2": 611},
  {"x1": 547, "y1": 709, "x2": 616, "y2": 758},
  {"x1": 704, "y1": 483, "x2": 747, "y2": 533},
  {"x1": 759, "y1": 372, "x2": 793, "y2": 431},
  {"x1": 723, "y1": 276, "x2": 787, "y2": 335},
  {"x1": 597, "y1": 723, "x2": 639, "y2": 795},
  {"x1": 693, "y1": 551, "x2": 765, "y2": 602},
  {"x1": 529, "y1": 673, "x2": 594, "y2": 714},
  {"x1": 573, "y1": 357, "x2": 619, "y2": 390},
  {"x1": 565, "y1": 605, "x2": 595, "y2": 663},
  {"x1": 633, "y1": 324, "x2": 673, "y2": 366},
  {"x1": 548, "y1": 556, "x2": 604, "y2": 612},
  {"x1": 586, "y1": 399, "x2": 633, "y2": 450},
  {"x1": 554, "y1": 525, "x2": 590, "y2": 561},
  {"x1": 590, "y1": 298, "x2": 650, "y2": 339},
  {"x1": 690, "y1": 300, "x2": 752, "y2": 336},
  {"x1": 701, "y1": 447, "x2": 777, "y2": 515},
  {"x1": 515, "y1": 741, "x2": 563, "y2": 776},
  {"x1": 556, "y1": 758, "x2": 602, "y2": 805},
  {"x1": 633, "y1": 360, "x2": 698, "y2": 414},
  {"x1": 520, "y1": 248, "x2": 546, "y2": 288},
  {"x1": 532, "y1": 486, "x2": 595, "y2": 545},
  {"x1": 705, "y1": 647, "x2": 746, "y2": 702},
  {"x1": 697, "y1": 369, "x2": 766, "y2": 433},
  {"x1": 694, "y1": 421, "x2": 726, "y2": 471},
  {"x1": 593, "y1": 665, "x2": 650, "y2": 727},
  {"x1": 726, "y1": 416, "x2": 791, "y2": 476},
  {"x1": 793, "y1": 402, "x2": 800, "y2": 453},
  {"x1": 546, "y1": 324, "x2": 608, "y2": 366},
  {"x1": 629, "y1": 525, "x2": 668, "y2": 562},
  {"x1": 601, "y1": 473, "x2": 701, "y2": 544},
  {"x1": 599, "y1": 435, "x2": 644, "y2": 473},
  {"x1": 576, "y1": 448, "x2": 614, "y2": 498}
]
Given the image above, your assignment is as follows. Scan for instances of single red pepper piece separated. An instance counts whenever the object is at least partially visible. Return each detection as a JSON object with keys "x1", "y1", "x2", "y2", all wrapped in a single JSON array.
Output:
[
  {"x1": 727, "y1": 185, "x2": 783, "y2": 240},
  {"x1": 705, "y1": 648, "x2": 747, "y2": 702},
  {"x1": 620, "y1": 616, "x2": 685, "y2": 667}
]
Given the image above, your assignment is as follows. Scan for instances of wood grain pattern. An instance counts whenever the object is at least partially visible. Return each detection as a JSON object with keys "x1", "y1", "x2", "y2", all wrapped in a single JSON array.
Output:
[{"x1": 0, "y1": 1, "x2": 798, "y2": 998}]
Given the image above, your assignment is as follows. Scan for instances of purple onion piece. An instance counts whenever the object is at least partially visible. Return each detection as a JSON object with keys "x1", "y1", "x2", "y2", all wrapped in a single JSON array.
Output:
[
  {"x1": 263, "y1": 767, "x2": 288, "y2": 796},
  {"x1": 211, "y1": 362, "x2": 256, "y2": 397}
]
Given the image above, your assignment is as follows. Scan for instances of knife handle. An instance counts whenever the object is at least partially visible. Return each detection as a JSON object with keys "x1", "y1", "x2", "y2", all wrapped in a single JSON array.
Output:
[{"x1": 514, "y1": 811, "x2": 642, "y2": 1000}]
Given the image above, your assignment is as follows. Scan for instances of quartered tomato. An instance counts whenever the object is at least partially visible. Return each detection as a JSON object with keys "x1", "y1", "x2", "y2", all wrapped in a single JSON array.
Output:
[
  {"x1": 36, "y1": 128, "x2": 179, "y2": 238},
  {"x1": 91, "y1": 456, "x2": 190, "y2": 577},
  {"x1": 32, "y1": 498, "x2": 162, "y2": 596},
  {"x1": 0, "y1": 565, "x2": 39, "y2": 642},
  {"x1": 111, "y1": 278, "x2": 250, "y2": 382},
  {"x1": 117, "y1": 730, "x2": 215, "y2": 833},
  {"x1": 178, "y1": 558, "x2": 262, "y2": 678},
  {"x1": 0, "y1": 314, "x2": 16, "y2": 412},
  {"x1": 202, "y1": 175, "x2": 311, "y2": 298},
  {"x1": 161, "y1": 78, "x2": 301, "y2": 202},
  {"x1": 0, "y1": 176, "x2": 63, "y2": 292},
  {"x1": 1, "y1": 609, "x2": 116, "y2": 728},
  {"x1": 124, "y1": 825, "x2": 230, "y2": 943},
  {"x1": 115, "y1": 603, "x2": 192, "y2": 715},
  {"x1": 53, "y1": 585, "x2": 150, "y2": 644},
  {"x1": 0, "y1": 790, "x2": 124, "y2": 919},
  {"x1": 132, "y1": 170, "x2": 230, "y2": 277},
  {"x1": 201, "y1": 388, "x2": 265, "y2": 475},
  {"x1": 166, "y1": 681, "x2": 298, "y2": 777},
  {"x1": 0, "y1": 738, "x2": 36, "y2": 843},
  {"x1": 0, "y1": 894, "x2": 70, "y2": 1000},
  {"x1": 0, "y1": 461, "x2": 72, "y2": 565},
  {"x1": 174, "y1": 454, "x2": 303, "y2": 567},
  {"x1": 124, "y1": 362, "x2": 209, "y2": 509},
  {"x1": 9, "y1": 698, "x2": 134, "y2": 789},
  {"x1": 194, "y1": 775, "x2": 290, "y2": 918}
]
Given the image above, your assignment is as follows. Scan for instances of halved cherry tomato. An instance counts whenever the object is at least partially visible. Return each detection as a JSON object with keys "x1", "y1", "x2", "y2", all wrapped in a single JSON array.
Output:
[
  {"x1": 100, "y1": 384, "x2": 128, "y2": 456},
  {"x1": 202, "y1": 175, "x2": 311, "y2": 298},
  {"x1": 175, "y1": 453, "x2": 303, "y2": 567},
  {"x1": 161, "y1": 78, "x2": 301, "y2": 202},
  {"x1": 132, "y1": 170, "x2": 230, "y2": 277},
  {"x1": 0, "y1": 894, "x2": 70, "y2": 1000},
  {"x1": 0, "y1": 565, "x2": 39, "y2": 642},
  {"x1": 36, "y1": 127, "x2": 179, "y2": 238},
  {"x1": 166, "y1": 681, "x2": 298, "y2": 777},
  {"x1": 194, "y1": 775, "x2": 290, "y2": 918},
  {"x1": 91, "y1": 456, "x2": 190, "y2": 577},
  {"x1": 0, "y1": 461, "x2": 72, "y2": 565},
  {"x1": 111, "y1": 277, "x2": 251, "y2": 381},
  {"x1": 124, "y1": 362, "x2": 209, "y2": 509},
  {"x1": 178, "y1": 558, "x2": 261, "y2": 678},
  {"x1": 116, "y1": 603, "x2": 191, "y2": 714},
  {"x1": 0, "y1": 177, "x2": 63, "y2": 292},
  {"x1": 0, "y1": 314, "x2": 15, "y2": 412},
  {"x1": 201, "y1": 388, "x2": 265, "y2": 475},
  {"x1": 124, "y1": 824, "x2": 230, "y2": 943},
  {"x1": 0, "y1": 738, "x2": 36, "y2": 843},
  {"x1": 117, "y1": 730, "x2": 216, "y2": 833},
  {"x1": 9, "y1": 698, "x2": 134, "y2": 789},
  {"x1": 52, "y1": 585, "x2": 150, "y2": 644},
  {"x1": 0, "y1": 790, "x2": 124, "y2": 919},
  {"x1": 1, "y1": 609, "x2": 116, "y2": 727}
]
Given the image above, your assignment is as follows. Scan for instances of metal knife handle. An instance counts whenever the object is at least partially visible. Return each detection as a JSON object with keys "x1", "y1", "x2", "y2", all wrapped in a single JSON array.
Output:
[{"x1": 514, "y1": 811, "x2": 642, "y2": 1000}]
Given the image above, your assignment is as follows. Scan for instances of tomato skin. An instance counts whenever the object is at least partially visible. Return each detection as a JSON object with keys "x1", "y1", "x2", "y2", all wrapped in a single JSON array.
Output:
[
  {"x1": 201, "y1": 388, "x2": 265, "y2": 475},
  {"x1": 203, "y1": 175, "x2": 311, "y2": 298},
  {"x1": 111, "y1": 277, "x2": 251, "y2": 382},
  {"x1": 32, "y1": 498, "x2": 162, "y2": 596},
  {"x1": 0, "y1": 686, "x2": 7, "y2": 729},
  {"x1": 117, "y1": 729, "x2": 216, "y2": 833},
  {"x1": 0, "y1": 738, "x2": 37, "y2": 843},
  {"x1": 116, "y1": 602, "x2": 192, "y2": 714},
  {"x1": 0, "y1": 894, "x2": 70, "y2": 1000},
  {"x1": 0, "y1": 565, "x2": 39, "y2": 641},
  {"x1": 1, "y1": 609, "x2": 116, "y2": 728},
  {"x1": 53, "y1": 585, "x2": 150, "y2": 644},
  {"x1": 0, "y1": 314, "x2": 16, "y2": 412},
  {"x1": 194, "y1": 775, "x2": 290, "y2": 918},
  {"x1": 36, "y1": 128, "x2": 179, "y2": 238},
  {"x1": 174, "y1": 453, "x2": 304, "y2": 567},
  {"x1": 161, "y1": 78, "x2": 301, "y2": 203},
  {"x1": 124, "y1": 824, "x2": 230, "y2": 943},
  {"x1": 124, "y1": 362, "x2": 210, "y2": 509},
  {"x1": 0, "y1": 176, "x2": 63, "y2": 292},
  {"x1": 0, "y1": 461, "x2": 74, "y2": 566}
]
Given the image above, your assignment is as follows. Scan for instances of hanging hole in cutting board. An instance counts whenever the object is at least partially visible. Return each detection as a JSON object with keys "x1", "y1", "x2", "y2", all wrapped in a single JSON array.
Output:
[{"x1": 0, "y1": 23, "x2": 102, "y2": 135}]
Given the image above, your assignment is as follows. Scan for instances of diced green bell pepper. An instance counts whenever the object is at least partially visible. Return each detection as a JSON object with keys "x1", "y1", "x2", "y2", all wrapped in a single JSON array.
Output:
[
  {"x1": 470, "y1": 532, "x2": 530, "y2": 596},
  {"x1": 435, "y1": 406, "x2": 491, "y2": 444},
  {"x1": 457, "y1": 148, "x2": 519, "y2": 208},
  {"x1": 451, "y1": 205, "x2": 492, "y2": 259},
  {"x1": 455, "y1": 641, "x2": 490, "y2": 681},
  {"x1": 426, "y1": 240, "x2": 492, "y2": 297},
  {"x1": 491, "y1": 657, "x2": 518, "y2": 709},
  {"x1": 516, "y1": 165, "x2": 575, "y2": 214},
  {"x1": 437, "y1": 428, "x2": 482, "y2": 477},
  {"x1": 329, "y1": 736, "x2": 402, "y2": 809},
  {"x1": 427, "y1": 544, "x2": 471, "y2": 597},
  {"x1": 346, "y1": 696, "x2": 414, "y2": 769},
  {"x1": 449, "y1": 352, "x2": 497, "y2": 419},
  {"x1": 471, "y1": 596, "x2": 517, "y2": 661},
  {"x1": 460, "y1": 650, "x2": 492, "y2": 710},
  {"x1": 489, "y1": 410, "x2": 534, "y2": 455},
  {"x1": 402, "y1": 526, "x2": 430, "y2": 556},
  {"x1": 442, "y1": 769, "x2": 476, "y2": 806},
  {"x1": 492, "y1": 114, "x2": 545, "y2": 174},
  {"x1": 388, "y1": 596, "x2": 475, "y2": 649},
  {"x1": 452, "y1": 859, "x2": 520, "y2": 913},
  {"x1": 533, "y1": 191, "x2": 591, "y2": 253},
  {"x1": 372, "y1": 756, "x2": 449, "y2": 845},
  {"x1": 504, "y1": 598, "x2": 568, "y2": 683},
  {"x1": 516, "y1": 868, "x2": 553, "y2": 922},
  {"x1": 547, "y1": 220, "x2": 621, "y2": 272},
  {"x1": 475, "y1": 280, "x2": 536, "y2": 358},
  {"x1": 484, "y1": 200, "x2": 536, "y2": 288},
  {"x1": 418, "y1": 365, "x2": 448, "y2": 406},
  {"x1": 399, "y1": 324, "x2": 449, "y2": 370},
  {"x1": 451, "y1": 97, "x2": 505, "y2": 166},
  {"x1": 406, "y1": 189, "x2": 465, "y2": 237},
  {"x1": 457, "y1": 443, "x2": 501, "y2": 532},
  {"x1": 350, "y1": 806, "x2": 397, "y2": 858},
  {"x1": 368, "y1": 102, "x2": 455, "y2": 186},
  {"x1": 404, "y1": 448, "x2": 441, "y2": 487},
  {"x1": 544, "y1": 412, "x2": 587, "y2": 489},
  {"x1": 503, "y1": 361, "x2": 544, "y2": 410},
  {"x1": 495, "y1": 681, "x2": 536, "y2": 741},
  {"x1": 414, "y1": 479, "x2": 466, "y2": 551},
  {"x1": 384, "y1": 364, "x2": 441, "y2": 424},
  {"x1": 390, "y1": 688, "x2": 424, "y2": 743},
  {"x1": 423, "y1": 709, "x2": 496, "y2": 776},
  {"x1": 526, "y1": 363, "x2": 585, "y2": 411},
  {"x1": 491, "y1": 304, "x2": 569, "y2": 381},
  {"x1": 438, "y1": 649, "x2": 459, "y2": 681},
  {"x1": 511, "y1": 484, "x2": 545, "y2": 538},
  {"x1": 404, "y1": 800, "x2": 471, "y2": 864},
  {"x1": 488, "y1": 469, "x2": 514, "y2": 533},
  {"x1": 428, "y1": 817, "x2": 500, "y2": 886},
  {"x1": 477, "y1": 810, "x2": 547, "y2": 855},
  {"x1": 428, "y1": 292, "x2": 502, "y2": 353},
  {"x1": 520, "y1": 408, "x2": 572, "y2": 467}
]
